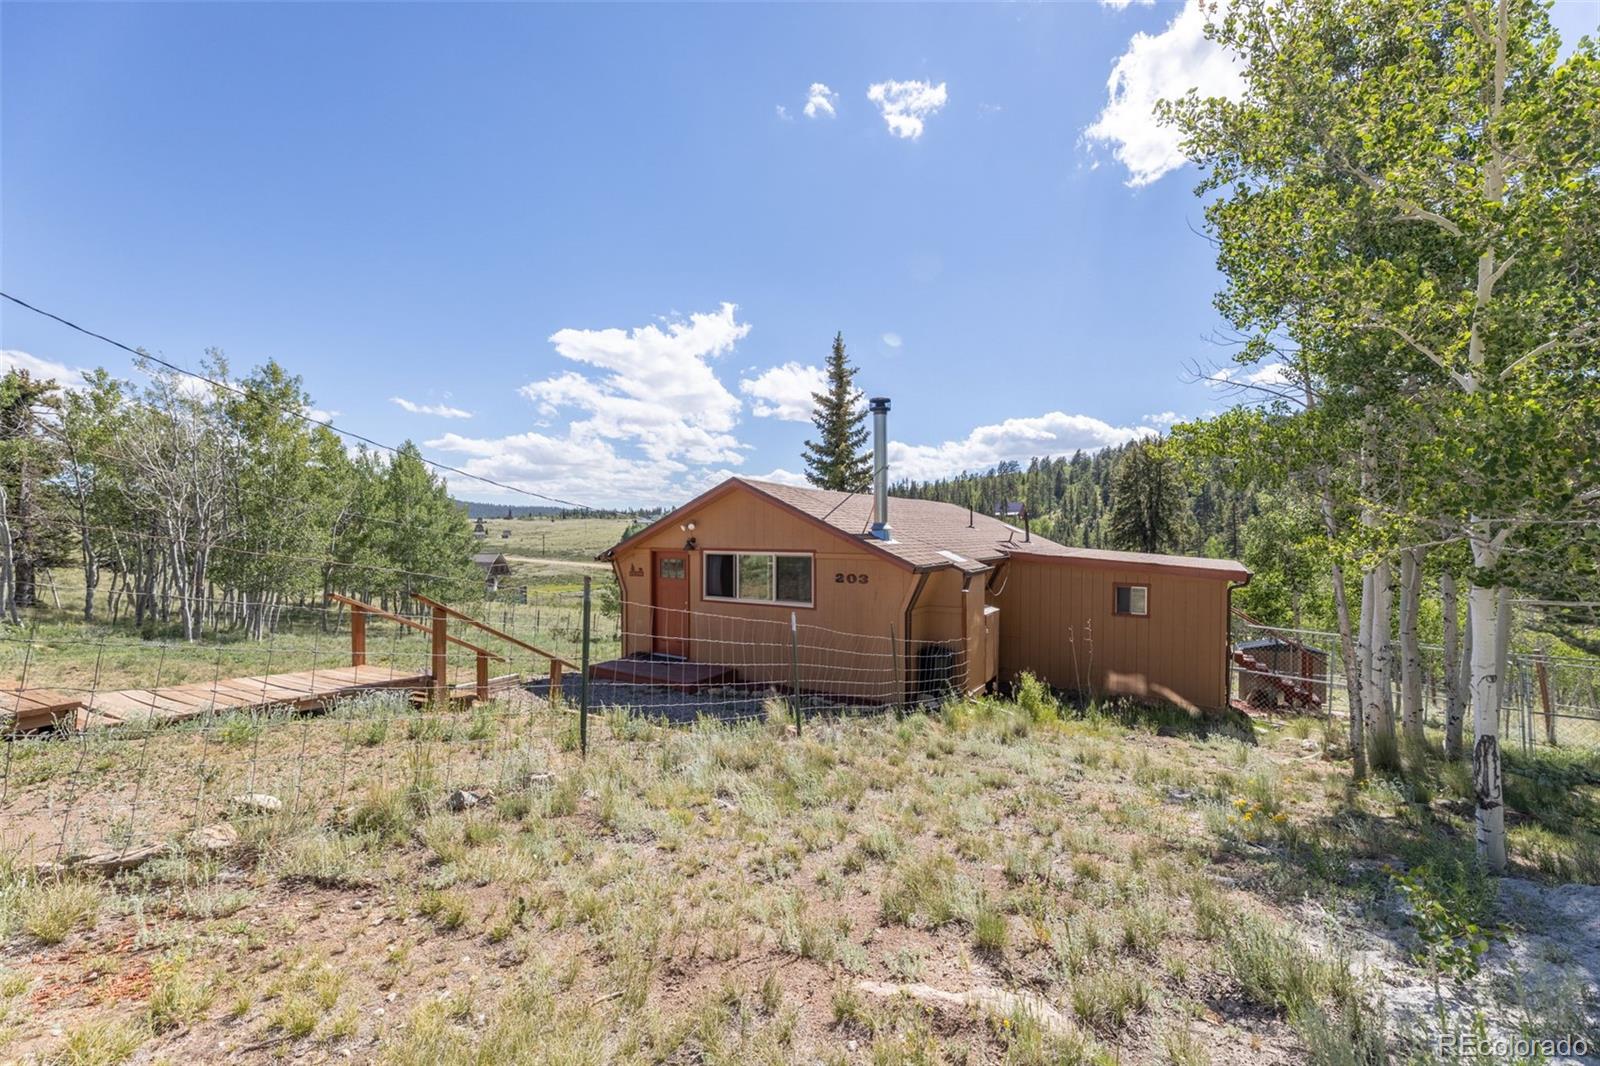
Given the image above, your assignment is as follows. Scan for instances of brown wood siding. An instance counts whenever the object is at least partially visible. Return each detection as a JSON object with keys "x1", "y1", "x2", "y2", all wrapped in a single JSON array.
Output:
[
  {"x1": 991, "y1": 558, "x2": 1233, "y2": 711},
  {"x1": 611, "y1": 486, "x2": 936, "y2": 701}
]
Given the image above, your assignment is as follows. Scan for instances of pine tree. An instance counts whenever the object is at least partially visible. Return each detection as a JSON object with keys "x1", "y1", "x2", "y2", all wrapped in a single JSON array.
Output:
[
  {"x1": 1106, "y1": 440, "x2": 1187, "y2": 554},
  {"x1": 802, "y1": 333, "x2": 871, "y2": 491}
]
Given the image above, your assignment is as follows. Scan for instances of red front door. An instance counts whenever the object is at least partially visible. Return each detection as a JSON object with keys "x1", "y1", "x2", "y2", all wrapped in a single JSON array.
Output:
[{"x1": 652, "y1": 551, "x2": 691, "y2": 657}]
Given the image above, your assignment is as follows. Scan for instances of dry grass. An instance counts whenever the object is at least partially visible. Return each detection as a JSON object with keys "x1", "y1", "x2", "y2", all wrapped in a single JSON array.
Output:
[{"x1": 0, "y1": 688, "x2": 1594, "y2": 1063}]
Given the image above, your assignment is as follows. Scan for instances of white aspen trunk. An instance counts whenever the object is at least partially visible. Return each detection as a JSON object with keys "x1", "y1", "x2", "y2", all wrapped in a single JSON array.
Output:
[
  {"x1": 1371, "y1": 559, "x2": 1397, "y2": 766},
  {"x1": 1469, "y1": 581, "x2": 1506, "y2": 872},
  {"x1": 1400, "y1": 548, "x2": 1425, "y2": 745},
  {"x1": 1332, "y1": 560, "x2": 1366, "y2": 778},
  {"x1": 1494, "y1": 586, "x2": 1513, "y2": 722},
  {"x1": 1442, "y1": 572, "x2": 1463, "y2": 760},
  {"x1": 1358, "y1": 567, "x2": 1376, "y2": 736},
  {"x1": 1314, "y1": 459, "x2": 1366, "y2": 779},
  {"x1": 0, "y1": 483, "x2": 18, "y2": 625},
  {"x1": 1459, "y1": 595, "x2": 1474, "y2": 727}
]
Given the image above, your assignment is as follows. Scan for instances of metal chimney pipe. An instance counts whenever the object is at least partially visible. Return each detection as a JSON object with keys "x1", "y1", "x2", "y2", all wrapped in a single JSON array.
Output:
[{"x1": 869, "y1": 397, "x2": 892, "y2": 540}]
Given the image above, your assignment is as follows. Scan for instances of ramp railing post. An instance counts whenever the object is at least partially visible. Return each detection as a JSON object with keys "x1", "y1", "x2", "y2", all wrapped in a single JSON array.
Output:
[
  {"x1": 430, "y1": 601, "x2": 448, "y2": 706},
  {"x1": 579, "y1": 576, "x2": 592, "y2": 758},
  {"x1": 476, "y1": 651, "x2": 490, "y2": 702},
  {"x1": 1535, "y1": 650, "x2": 1556, "y2": 746},
  {"x1": 350, "y1": 604, "x2": 367, "y2": 668}
]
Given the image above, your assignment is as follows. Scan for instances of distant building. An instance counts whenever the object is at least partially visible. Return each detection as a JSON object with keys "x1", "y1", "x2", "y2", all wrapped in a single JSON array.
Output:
[
  {"x1": 994, "y1": 501, "x2": 1025, "y2": 519},
  {"x1": 472, "y1": 517, "x2": 488, "y2": 539},
  {"x1": 472, "y1": 552, "x2": 512, "y2": 591}
]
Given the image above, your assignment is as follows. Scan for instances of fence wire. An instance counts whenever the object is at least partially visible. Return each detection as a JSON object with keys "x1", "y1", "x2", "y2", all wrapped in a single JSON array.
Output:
[
  {"x1": 2, "y1": 589, "x2": 990, "y2": 866},
  {"x1": 1229, "y1": 617, "x2": 1600, "y2": 752}
]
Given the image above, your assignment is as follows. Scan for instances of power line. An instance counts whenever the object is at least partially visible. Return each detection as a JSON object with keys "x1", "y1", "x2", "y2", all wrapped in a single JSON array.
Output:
[{"x1": 1, "y1": 290, "x2": 602, "y2": 512}]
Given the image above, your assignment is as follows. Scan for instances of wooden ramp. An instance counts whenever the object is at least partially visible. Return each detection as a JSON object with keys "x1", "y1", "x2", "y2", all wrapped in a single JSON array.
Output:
[
  {"x1": 6, "y1": 594, "x2": 569, "y2": 735},
  {"x1": 76, "y1": 665, "x2": 431, "y2": 730},
  {"x1": 2, "y1": 686, "x2": 86, "y2": 732}
]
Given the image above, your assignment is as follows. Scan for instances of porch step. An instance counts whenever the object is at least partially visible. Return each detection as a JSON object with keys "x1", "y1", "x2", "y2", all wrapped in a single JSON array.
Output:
[{"x1": 588, "y1": 655, "x2": 741, "y2": 690}]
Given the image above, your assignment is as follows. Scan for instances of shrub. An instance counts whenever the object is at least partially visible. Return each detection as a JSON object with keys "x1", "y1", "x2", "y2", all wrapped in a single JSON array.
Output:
[
  {"x1": 1070, "y1": 969, "x2": 1149, "y2": 1032},
  {"x1": 22, "y1": 879, "x2": 103, "y2": 945},
  {"x1": 1221, "y1": 911, "x2": 1354, "y2": 1018},
  {"x1": 146, "y1": 957, "x2": 216, "y2": 1032},
  {"x1": 880, "y1": 852, "x2": 964, "y2": 928},
  {"x1": 973, "y1": 896, "x2": 1008, "y2": 954},
  {"x1": 53, "y1": 1017, "x2": 147, "y2": 1065},
  {"x1": 1015, "y1": 673, "x2": 1061, "y2": 724}
]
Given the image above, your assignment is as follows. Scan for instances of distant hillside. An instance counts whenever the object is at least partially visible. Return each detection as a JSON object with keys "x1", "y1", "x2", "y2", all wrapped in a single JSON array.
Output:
[
  {"x1": 453, "y1": 500, "x2": 665, "y2": 521},
  {"x1": 454, "y1": 500, "x2": 567, "y2": 519},
  {"x1": 892, "y1": 441, "x2": 1255, "y2": 558}
]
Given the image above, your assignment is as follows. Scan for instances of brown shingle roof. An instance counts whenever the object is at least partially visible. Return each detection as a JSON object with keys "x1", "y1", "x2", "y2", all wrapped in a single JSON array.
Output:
[{"x1": 601, "y1": 476, "x2": 1249, "y2": 581}]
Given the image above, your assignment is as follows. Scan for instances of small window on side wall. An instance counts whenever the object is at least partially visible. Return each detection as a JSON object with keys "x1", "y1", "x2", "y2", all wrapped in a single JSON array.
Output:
[{"x1": 1114, "y1": 584, "x2": 1149, "y2": 616}]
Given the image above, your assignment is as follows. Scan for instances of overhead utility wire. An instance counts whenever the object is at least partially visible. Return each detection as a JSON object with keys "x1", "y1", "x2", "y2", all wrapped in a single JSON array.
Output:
[{"x1": 1, "y1": 291, "x2": 600, "y2": 512}]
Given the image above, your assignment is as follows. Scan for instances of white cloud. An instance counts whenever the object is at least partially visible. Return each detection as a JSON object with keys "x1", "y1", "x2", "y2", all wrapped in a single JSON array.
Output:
[
  {"x1": 866, "y1": 80, "x2": 949, "y2": 140},
  {"x1": 882, "y1": 332, "x2": 903, "y2": 349},
  {"x1": 522, "y1": 303, "x2": 750, "y2": 465},
  {"x1": 1084, "y1": 0, "x2": 1243, "y2": 187},
  {"x1": 305, "y1": 408, "x2": 342, "y2": 423},
  {"x1": 1246, "y1": 363, "x2": 1293, "y2": 386},
  {"x1": 753, "y1": 467, "x2": 810, "y2": 487},
  {"x1": 1207, "y1": 362, "x2": 1296, "y2": 389},
  {"x1": 804, "y1": 83, "x2": 839, "y2": 119},
  {"x1": 391, "y1": 396, "x2": 473, "y2": 419},
  {"x1": 424, "y1": 304, "x2": 758, "y2": 509},
  {"x1": 1100, "y1": 0, "x2": 1154, "y2": 8},
  {"x1": 1, "y1": 349, "x2": 85, "y2": 386},
  {"x1": 740, "y1": 362, "x2": 825, "y2": 422},
  {"x1": 889, "y1": 411, "x2": 1155, "y2": 482},
  {"x1": 775, "y1": 104, "x2": 792, "y2": 121},
  {"x1": 1142, "y1": 410, "x2": 1182, "y2": 428},
  {"x1": 428, "y1": 429, "x2": 696, "y2": 507}
]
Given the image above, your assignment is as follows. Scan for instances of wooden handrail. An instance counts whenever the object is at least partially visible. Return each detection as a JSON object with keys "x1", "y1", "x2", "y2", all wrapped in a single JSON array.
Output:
[
  {"x1": 412, "y1": 594, "x2": 579, "y2": 670},
  {"x1": 328, "y1": 593, "x2": 506, "y2": 662}
]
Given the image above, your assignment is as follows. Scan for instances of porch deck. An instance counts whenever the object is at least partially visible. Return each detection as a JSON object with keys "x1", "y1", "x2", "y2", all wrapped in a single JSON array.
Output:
[{"x1": 587, "y1": 654, "x2": 742, "y2": 690}]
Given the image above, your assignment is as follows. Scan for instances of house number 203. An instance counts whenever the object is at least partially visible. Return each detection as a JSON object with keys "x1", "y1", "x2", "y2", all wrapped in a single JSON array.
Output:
[{"x1": 834, "y1": 572, "x2": 869, "y2": 585}]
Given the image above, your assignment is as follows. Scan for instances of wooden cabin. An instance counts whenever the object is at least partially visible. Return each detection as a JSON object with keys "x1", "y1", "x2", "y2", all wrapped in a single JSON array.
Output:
[{"x1": 598, "y1": 402, "x2": 1250, "y2": 711}]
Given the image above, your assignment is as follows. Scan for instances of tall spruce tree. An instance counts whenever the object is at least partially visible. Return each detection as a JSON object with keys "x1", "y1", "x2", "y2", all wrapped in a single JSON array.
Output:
[
  {"x1": 1106, "y1": 440, "x2": 1188, "y2": 554},
  {"x1": 802, "y1": 332, "x2": 871, "y2": 491}
]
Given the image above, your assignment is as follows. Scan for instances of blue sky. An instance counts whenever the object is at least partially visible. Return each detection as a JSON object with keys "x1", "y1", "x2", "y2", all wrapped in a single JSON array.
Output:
[{"x1": 4, "y1": 1, "x2": 1596, "y2": 507}]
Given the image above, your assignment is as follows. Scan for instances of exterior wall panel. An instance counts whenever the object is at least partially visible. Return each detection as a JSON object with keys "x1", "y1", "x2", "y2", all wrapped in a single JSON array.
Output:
[
  {"x1": 992, "y1": 558, "x2": 1234, "y2": 711},
  {"x1": 607, "y1": 483, "x2": 1237, "y2": 711},
  {"x1": 612, "y1": 487, "x2": 928, "y2": 701}
]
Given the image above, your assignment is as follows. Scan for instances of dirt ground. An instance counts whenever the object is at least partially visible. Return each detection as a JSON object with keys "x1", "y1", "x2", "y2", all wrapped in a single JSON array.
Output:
[{"x1": 2, "y1": 690, "x2": 1596, "y2": 1065}]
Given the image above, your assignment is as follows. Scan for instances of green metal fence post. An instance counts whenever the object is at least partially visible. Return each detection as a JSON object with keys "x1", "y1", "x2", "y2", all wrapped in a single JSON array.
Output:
[
  {"x1": 790, "y1": 611, "x2": 801, "y2": 736},
  {"x1": 579, "y1": 576, "x2": 592, "y2": 758},
  {"x1": 793, "y1": 611, "x2": 806, "y2": 736}
]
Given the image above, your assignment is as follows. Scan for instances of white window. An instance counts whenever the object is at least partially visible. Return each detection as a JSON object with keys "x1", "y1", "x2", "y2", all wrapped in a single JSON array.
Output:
[
  {"x1": 1115, "y1": 584, "x2": 1149, "y2": 616},
  {"x1": 703, "y1": 552, "x2": 813, "y2": 606}
]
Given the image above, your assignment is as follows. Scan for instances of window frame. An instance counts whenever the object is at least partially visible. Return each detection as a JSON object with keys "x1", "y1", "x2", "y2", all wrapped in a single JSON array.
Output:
[
  {"x1": 1113, "y1": 583, "x2": 1150, "y2": 617},
  {"x1": 702, "y1": 550, "x2": 815, "y2": 608}
]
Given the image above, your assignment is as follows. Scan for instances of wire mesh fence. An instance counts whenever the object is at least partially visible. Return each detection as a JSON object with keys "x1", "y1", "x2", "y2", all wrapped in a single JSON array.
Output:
[
  {"x1": 1, "y1": 586, "x2": 990, "y2": 867},
  {"x1": 1229, "y1": 616, "x2": 1600, "y2": 752}
]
